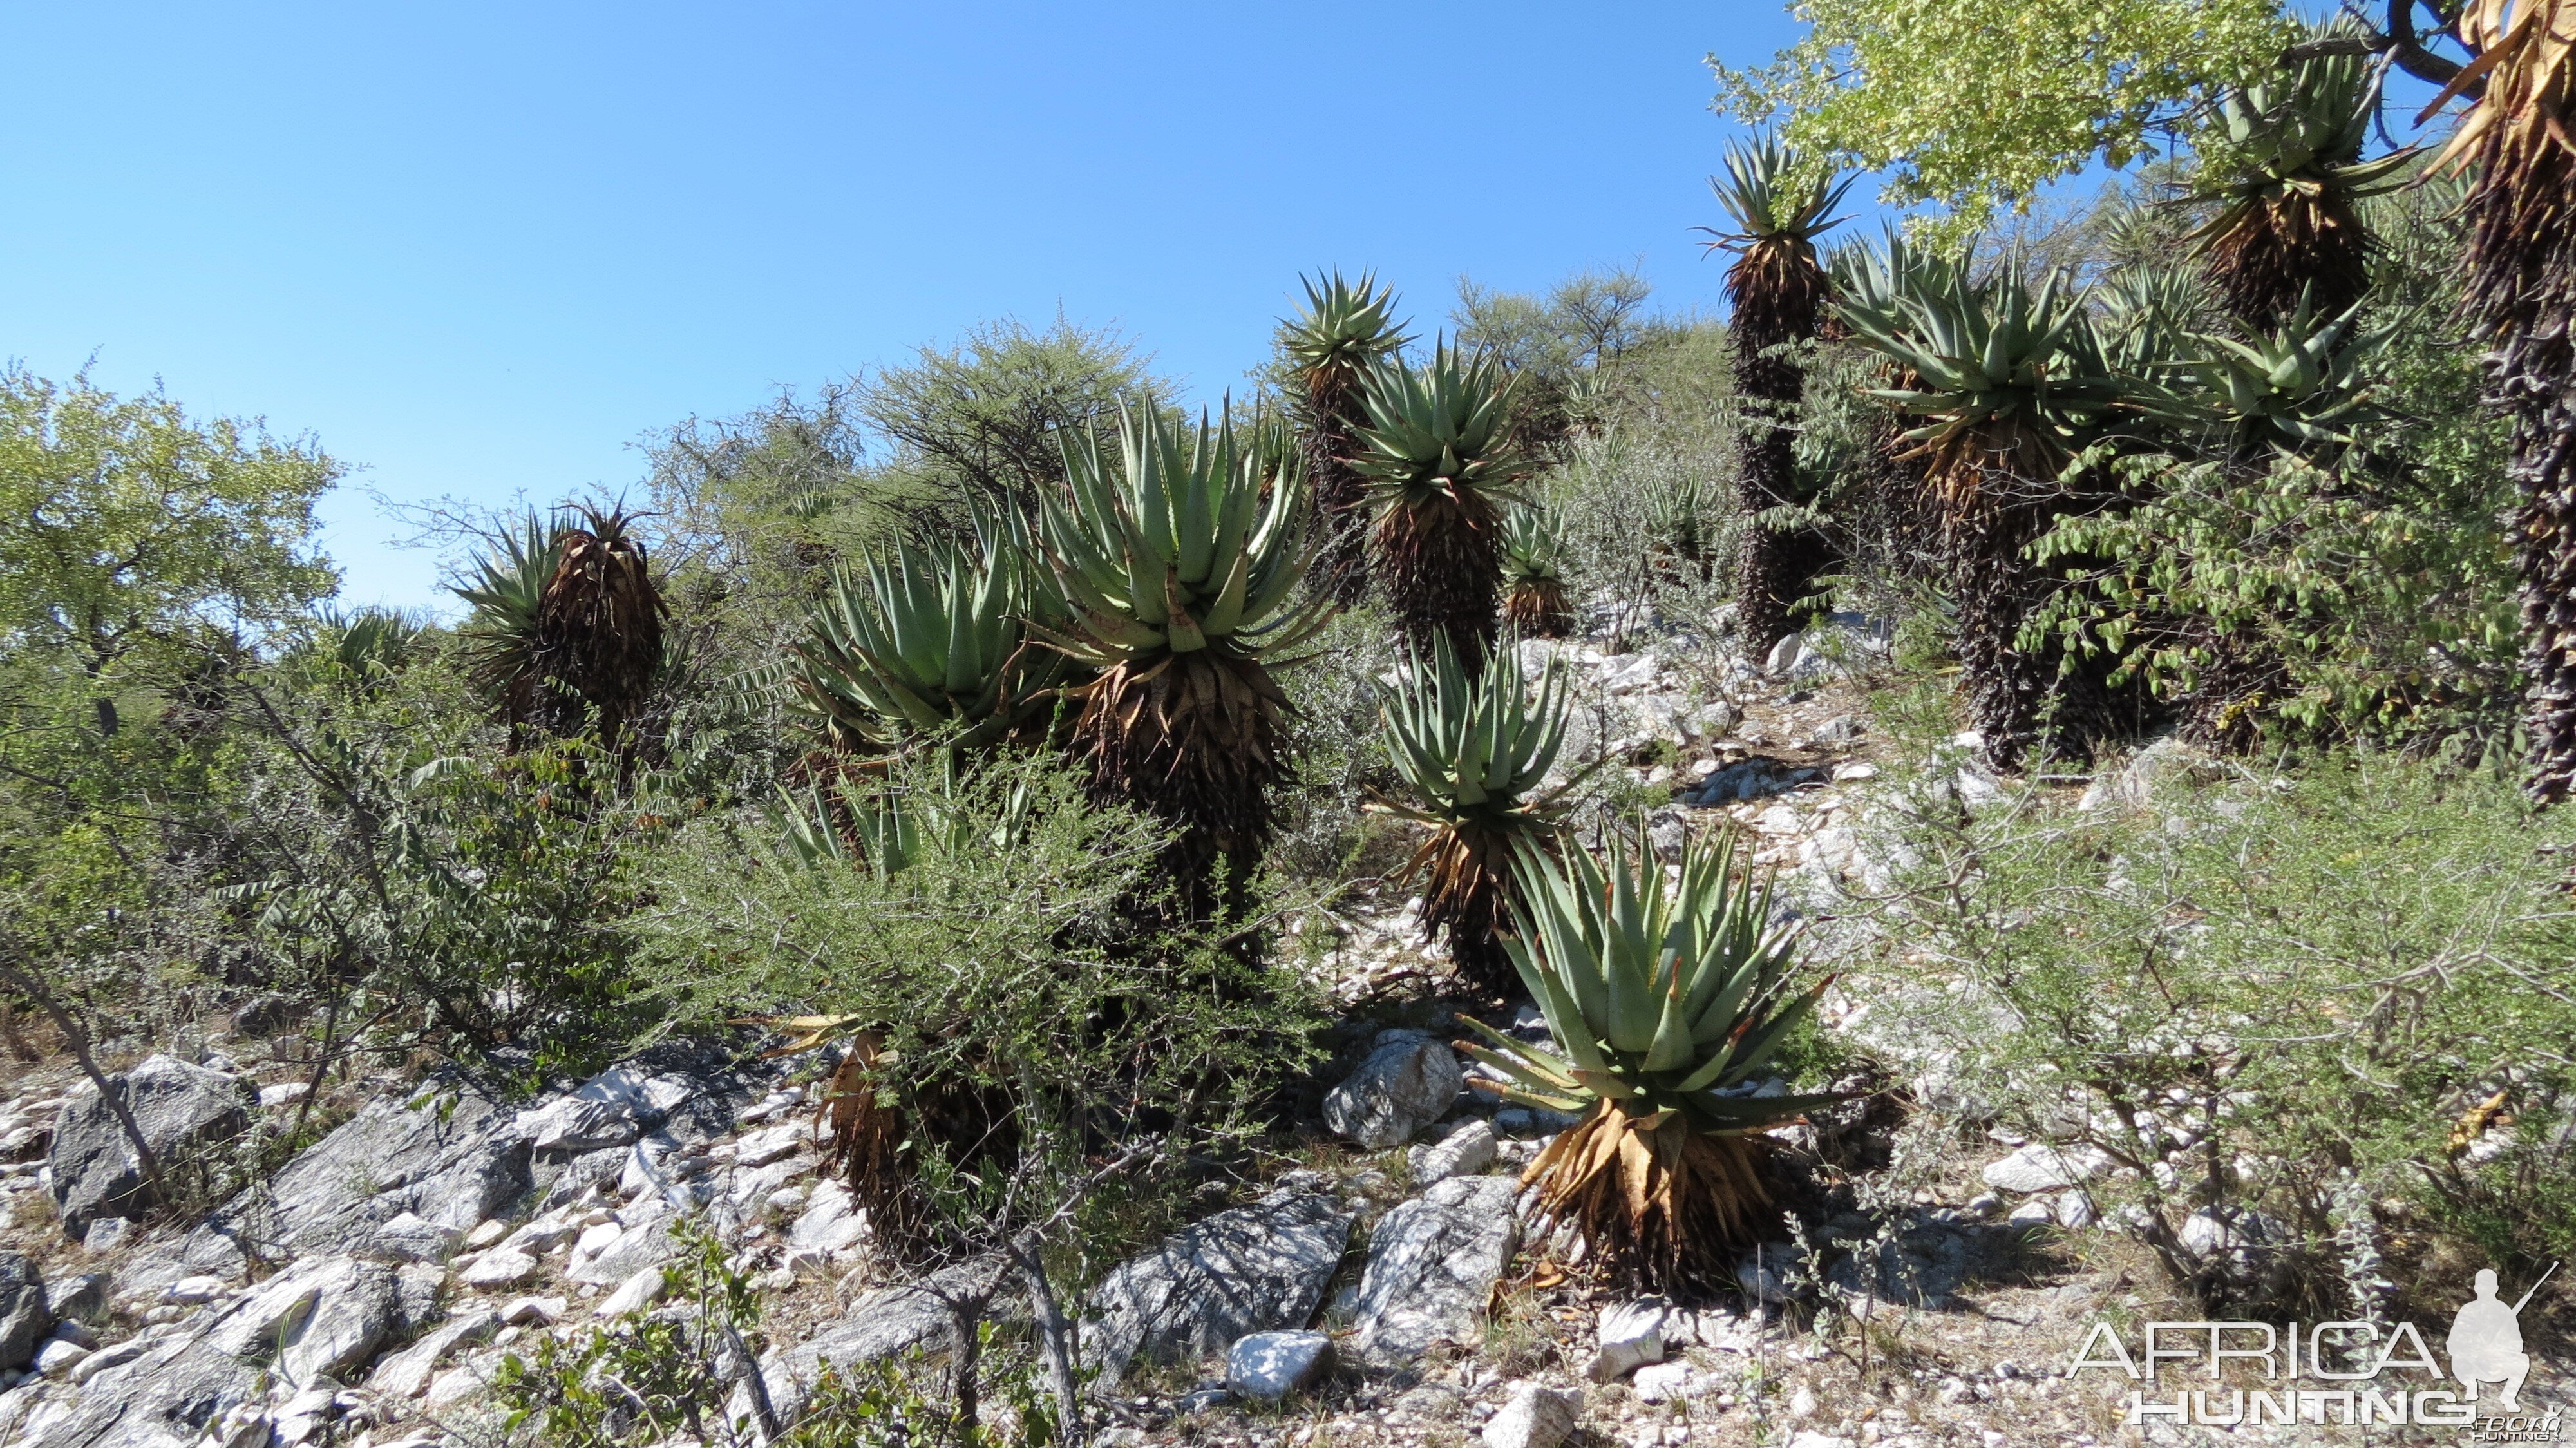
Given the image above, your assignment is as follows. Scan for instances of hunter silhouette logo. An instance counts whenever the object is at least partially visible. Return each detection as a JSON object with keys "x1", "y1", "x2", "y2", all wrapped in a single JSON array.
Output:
[{"x1": 2450, "y1": 1264, "x2": 2553, "y2": 1411}]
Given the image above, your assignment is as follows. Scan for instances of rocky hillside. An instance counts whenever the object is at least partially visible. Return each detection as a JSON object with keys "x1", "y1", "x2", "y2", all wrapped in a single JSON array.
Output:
[{"x1": 3, "y1": 624, "x2": 2561, "y2": 1448}]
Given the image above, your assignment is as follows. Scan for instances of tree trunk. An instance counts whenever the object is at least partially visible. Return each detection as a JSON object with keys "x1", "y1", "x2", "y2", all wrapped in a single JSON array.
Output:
[
  {"x1": 2510, "y1": 381, "x2": 2576, "y2": 802},
  {"x1": 1728, "y1": 261, "x2": 1829, "y2": 656},
  {"x1": 1011, "y1": 1234, "x2": 1088, "y2": 1448}
]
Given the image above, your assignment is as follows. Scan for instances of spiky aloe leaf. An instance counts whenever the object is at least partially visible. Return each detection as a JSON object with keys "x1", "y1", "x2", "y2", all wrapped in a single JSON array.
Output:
[
  {"x1": 788, "y1": 528, "x2": 1065, "y2": 754},
  {"x1": 454, "y1": 511, "x2": 566, "y2": 733},
  {"x1": 1497, "y1": 821, "x2": 1840, "y2": 1132}
]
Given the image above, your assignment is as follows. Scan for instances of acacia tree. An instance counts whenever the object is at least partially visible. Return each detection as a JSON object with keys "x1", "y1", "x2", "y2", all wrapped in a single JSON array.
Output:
[
  {"x1": 0, "y1": 367, "x2": 339, "y2": 1209},
  {"x1": 0, "y1": 367, "x2": 340, "y2": 735}
]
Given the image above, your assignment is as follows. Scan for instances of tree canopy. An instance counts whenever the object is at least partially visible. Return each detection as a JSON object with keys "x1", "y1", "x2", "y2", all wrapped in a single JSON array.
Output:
[
  {"x1": 0, "y1": 366, "x2": 341, "y2": 688},
  {"x1": 1710, "y1": 0, "x2": 2297, "y2": 235}
]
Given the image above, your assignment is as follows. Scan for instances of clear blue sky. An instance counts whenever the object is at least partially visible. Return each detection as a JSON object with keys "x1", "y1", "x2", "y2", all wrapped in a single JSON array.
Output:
[{"x1": 2, "y1": 3, "x2": 1804, "y2": 614}]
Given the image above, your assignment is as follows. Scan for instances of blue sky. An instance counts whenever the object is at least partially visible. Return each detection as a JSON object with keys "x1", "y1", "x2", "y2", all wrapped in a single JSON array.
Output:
[{"x1": 1, "y1": 2, "x2": 1807, "y2": 614}]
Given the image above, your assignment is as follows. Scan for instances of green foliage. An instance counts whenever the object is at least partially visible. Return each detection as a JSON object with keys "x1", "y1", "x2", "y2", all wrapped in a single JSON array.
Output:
[
  {"x1": 1034, "y1": 406, "x2": 1328, "y2": 669},
  {"x1": 1847, "y1": 752, "x2": 2576, "y2": 1297},
  {"x1": 2029, "y1": 450, "x2": 2517, "y2": 747},
  {"x1": 1539, "y1": 415, "x2": 1738, "y2": 645},
  {"x1": 1458, "y1": 822, "x2": 1840, "y2": 1128},
  {"x1": 1378, "y1": 634, "x2": 1576, "y2": 832},
  {"x1": 856, "y1": 318, "x2": 1160, "y2": 518},
  {"x1": 1710, "y1": 0, "x2": 2294, "y2": 238},
  {"x1": 2017, "y1": 171, "x2": 2518, "y2": 750},
  {"x1": 215, "y1": 656, "x2": 654, "y2": 1075},
  {"x1": 638, "y1": 748, "x2": 1323, "y2": 1243},
  {"x1": 0, "y1": 367, "x2": 340, "y2": 1048},
  {"x1": 787, "y1": 520, "x2": 1067, "y2": 754},
  {"x1": 1451, "y1": 267, "x2": 1658, "y2": 382},
  {"x1": 0, "y1": 365, "x2": 341, "y2": 671}
]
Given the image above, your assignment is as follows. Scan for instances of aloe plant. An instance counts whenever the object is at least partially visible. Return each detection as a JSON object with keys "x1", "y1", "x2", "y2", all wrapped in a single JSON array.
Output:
[
  {"x1": 1839, "y1": 256, "x2": 2139, "y2": 763},
  {"x1": 1377, "y1": 633, "x2": 1584, "y2": 992},
  {"x1": 454, "y1": 511, "x2": 567, "y2": 743},
  {"x1": 1498, "y1": 503, "x2": 1575, "y2": 638},
  {"x1": 1280, "y1": 271, "x2": 1412, "y2": 604},
  {"x1": 1034, "y1": 403, "x2": 1332, "y2": 911},
  {"x1": 2155, "y1": 292, "x2": 2393, "y2": 453},
  {"x1": 1699, "y1": 135, "x2": 1854, "y2": 652},
  {"x1": 1354, "y1": 343, "x2": 1530, "y2": 669},
  {"x1": 1455, "y1": 821, "x2": 1841, "y2": 1290},
  {"x1": 2191, "y1": 17, "x2": 2414, "y2": 328},
  {"x1": 789, "y1": 519, "x2": 1065, "y2": 755}
]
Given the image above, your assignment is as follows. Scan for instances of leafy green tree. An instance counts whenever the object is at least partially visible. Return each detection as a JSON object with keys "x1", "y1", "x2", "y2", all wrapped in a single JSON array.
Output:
[
  {"x1": 1710, "y1": 0, "x2": 2298, "y2": 236},
  {"x1": 0, "y1": 367, "x2": 340, "y2": 732},
  {"x1": 0, "y1": 368, "x2": 340, "y2": 1181},
  {"x1": 855, "y1": 316, "x2": 1160, "y2": 516}
]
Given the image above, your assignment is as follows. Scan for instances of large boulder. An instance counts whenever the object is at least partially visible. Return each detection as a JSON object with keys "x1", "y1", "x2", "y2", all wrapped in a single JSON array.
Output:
[
  {"x1": 48, "y1": 1056, "x2": 251, "y2": 1238},
  {"x1": 1, "y1": 1250, "x2": 49, "y2": 1371},
  {"x1": 1081, "y1": 1188, "x2": 1354, "y2": 1388},
  {"x1": 12, "y1": 1331, "x2": 263, "y2": 1448},
  {"x1": 1350, "y1": 1175, "x2": 1520, "y2": 1366},
  {"x1": 732, "y1": 1255, "x2": 1007, "y2": 1434},
  {"x1": 171, "y1": 1084, "x2": 530, "y2": 1284},
  {"x1": 1323, "y1": 1034, "x2": 1463, "y2": 1149},
  {"x1": 207, "y1": 1255, "x2": 402, "y2": 1387}
]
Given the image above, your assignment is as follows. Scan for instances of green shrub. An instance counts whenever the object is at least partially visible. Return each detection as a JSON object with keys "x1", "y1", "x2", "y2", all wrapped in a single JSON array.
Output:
[
  {"x1": 635, "y1": 747, "x2": 1323, "y2": 1251},
  {"x1": 214, "y1": 648, "x2": 654, "y2": 1083},
  {"x1": 1846, "y1": 751, "x2": 2576, "y2": 1307}
]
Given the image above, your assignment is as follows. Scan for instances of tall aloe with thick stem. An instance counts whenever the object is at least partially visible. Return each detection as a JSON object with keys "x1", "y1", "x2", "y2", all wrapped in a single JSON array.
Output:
[
  {"x1": 2190, "y1": 17, "x2": 2412, "y2": 330},
  {"x1": 2437, "y1": 0, "x2": 2576, "y2": 801},
  {"x1": 1354, "y1": 343, "x2": 1530, "y2": 672},
  {"x1": 1839, "y1": 258, "x2": 2134, "y2": 764},
  {"x1": 1035, "y1": 404, "x2": 1332, "y2": 913},
  {"x1": 1456, "y1": 822, "x2": 1842, "y2": 1293},
  {"x1": 1377, "y1": 634, "x2": 1584, "y2": 995},
  {"x1": 1281, "y1": 272, "x2": 1412, "y2": 605},
  {"x1": 1700, "y1": 136, "x2": 1853, "y2": 654}
]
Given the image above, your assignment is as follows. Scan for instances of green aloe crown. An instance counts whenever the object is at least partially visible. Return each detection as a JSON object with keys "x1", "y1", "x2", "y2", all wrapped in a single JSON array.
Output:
[
  {"x1": 1035, "y1": 405, "x2": 1330, "y2": 665},
  {"x1": 1498, "y1": 504, "x2": 1567, "y2": 588},
  {"x1": 1352, "y1": 343, "x2": 1530, "y2": 514},
  {"x1": 455, "y1": 510, "x2": 567, "y2": 721},
  {"x1": 789, "y1": 525, "x2": 1060, "y2": 753},
  {"x1": 1381, "y1": 634, "x2": 1574, "y2": 832},
  {"x1": 1281, "y1": 272, "x2": 1412, "y2": 412},
  {"x1": 1840, "y1": 263, "x2": 2128, "y2": 471},
  {"x1": 2157, "y1": 292, "x2": 2392, "y2": 450},
  {"x1": 1459, "y1": 824, "x2": 1842, "y2": 1129}
]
